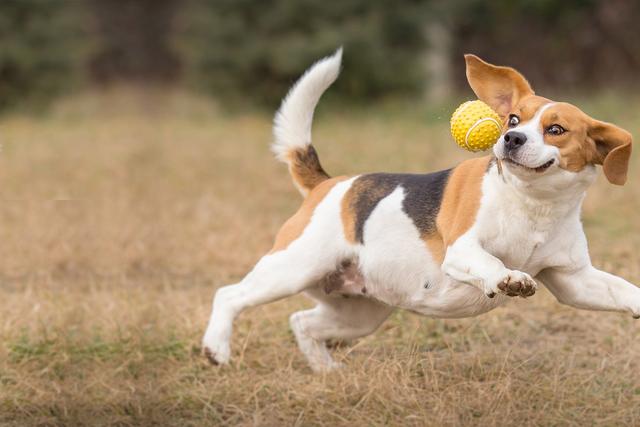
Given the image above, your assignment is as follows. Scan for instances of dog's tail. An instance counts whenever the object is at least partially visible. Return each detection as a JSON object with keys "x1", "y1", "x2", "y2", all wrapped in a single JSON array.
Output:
[{"x1": 272, "y1": 48, "x2": 342, "y2": 196}]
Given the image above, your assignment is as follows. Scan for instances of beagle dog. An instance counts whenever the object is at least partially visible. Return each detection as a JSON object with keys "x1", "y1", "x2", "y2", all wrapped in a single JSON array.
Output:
[{"x1": 203, "y1": 49, "x2": 638, "y2": 372}]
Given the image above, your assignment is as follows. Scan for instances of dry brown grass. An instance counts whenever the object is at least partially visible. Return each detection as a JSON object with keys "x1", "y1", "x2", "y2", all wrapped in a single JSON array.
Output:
[{"x1": 0, "y1": 89, "x2": 639, "y2": 426}]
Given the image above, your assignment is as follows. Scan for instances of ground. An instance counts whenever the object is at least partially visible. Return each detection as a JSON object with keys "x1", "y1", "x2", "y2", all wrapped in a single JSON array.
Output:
[{"x1": 0, "y1": 89, "x2": 639, "y2": 426}]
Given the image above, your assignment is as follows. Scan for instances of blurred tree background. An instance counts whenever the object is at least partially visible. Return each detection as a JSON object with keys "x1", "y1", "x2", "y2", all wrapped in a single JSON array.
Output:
[
  {"x1": 0, "y1": 0, "x2": 639, "y2": 112},
  {"x1": 179, "y1": 0, "x2": 427, "y2": 105},
  {"x1": 0, "y1": 0, "x2": 86, "y2": 111}
]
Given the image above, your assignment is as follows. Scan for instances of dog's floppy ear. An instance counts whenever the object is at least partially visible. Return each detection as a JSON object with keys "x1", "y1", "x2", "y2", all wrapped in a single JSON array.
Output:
[
  {"x1": 589, "y1": 120, "x2": 633, "y2": 185},
  {"x1": 464, "y1": 54, "x2": 534, "y2": 119}
]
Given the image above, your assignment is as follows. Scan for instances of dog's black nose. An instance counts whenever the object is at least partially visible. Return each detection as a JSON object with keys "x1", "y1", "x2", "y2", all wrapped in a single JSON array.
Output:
[{"x1": 503, "y1": 131, "x2": 527, "y2": 151}]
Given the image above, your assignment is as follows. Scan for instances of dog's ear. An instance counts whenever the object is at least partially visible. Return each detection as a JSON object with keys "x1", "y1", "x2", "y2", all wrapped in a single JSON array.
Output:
[
  {"x1": 464, "y1": 54, "x2": 534, "y2": 119},
  {"x1": 589, "y1": 119, "x2": 633, "y2": 185}
]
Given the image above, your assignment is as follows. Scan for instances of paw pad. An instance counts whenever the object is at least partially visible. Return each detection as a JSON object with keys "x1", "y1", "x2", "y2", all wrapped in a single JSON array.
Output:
[{"x1": 496, "y1": 275, "x2": 536, "y2": 298}]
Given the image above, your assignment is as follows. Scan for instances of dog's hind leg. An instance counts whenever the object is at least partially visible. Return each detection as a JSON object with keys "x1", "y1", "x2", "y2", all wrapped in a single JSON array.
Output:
[
  {"x1": 202, "y1": 176, "x2": 355, "y2": 366},
  {"x1": 290, "y1": 288, "x2": 394, "y2": 372},
  {"x1": 202, "y1": 248, "x2": 339, "y2": 366}
]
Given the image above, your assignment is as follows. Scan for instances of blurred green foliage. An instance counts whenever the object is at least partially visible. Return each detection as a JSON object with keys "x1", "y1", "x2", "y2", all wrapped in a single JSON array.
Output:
[
  {"x1": 158, "y1": 0, "x2": 640, "y2": 106},
  {"x1": 0, "y1": 0, "x2": 86, "y2": 111},
  {"x1": 178, "y1": 0, "x2": 429, "y2": 107},
  {"x1": 449, "y1": 0, "x2": 640, "y2": 91},
  {"x1": 88, "y1": 0, "x2": 180, "y2": 83},
  {"x1": 0, "y1": 0, "x2": 639, "y2": 112}
]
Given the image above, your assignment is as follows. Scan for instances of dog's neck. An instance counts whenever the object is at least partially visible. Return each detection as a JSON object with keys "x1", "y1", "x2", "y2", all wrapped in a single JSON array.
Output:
[{"x1": 491, "y1": 162, "x2": 596, "y2": 218}]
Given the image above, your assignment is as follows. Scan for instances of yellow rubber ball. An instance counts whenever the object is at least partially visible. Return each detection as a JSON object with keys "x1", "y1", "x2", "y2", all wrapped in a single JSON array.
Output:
[{"x1": 450, "y1": 100, "x2": 502, "y2": 152}]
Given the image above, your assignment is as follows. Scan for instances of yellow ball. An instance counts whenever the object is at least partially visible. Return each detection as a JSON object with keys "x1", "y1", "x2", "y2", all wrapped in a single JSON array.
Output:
[{"x1": 450, "y1": 100, "x2": 502, "y2": 152}]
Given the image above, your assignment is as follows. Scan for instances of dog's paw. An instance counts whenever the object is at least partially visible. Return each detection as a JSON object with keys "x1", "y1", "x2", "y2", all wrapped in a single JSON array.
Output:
[
  {"x1": 485, "y1": 270, "x2": 537, "y2": 298},
  {"x1": 202, "y1": 338, "x2": 230, "y2": 366}
]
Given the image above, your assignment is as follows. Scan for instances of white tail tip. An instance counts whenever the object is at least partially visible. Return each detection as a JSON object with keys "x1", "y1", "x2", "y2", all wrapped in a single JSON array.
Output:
[{"x1": 271, "y1": 48, "x2": 343, "y2": 162}]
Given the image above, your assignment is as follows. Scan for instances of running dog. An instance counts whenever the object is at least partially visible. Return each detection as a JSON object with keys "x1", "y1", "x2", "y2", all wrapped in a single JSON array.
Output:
[{"x1": 203, "y1": 49, "x2": 638, "y2": 372}]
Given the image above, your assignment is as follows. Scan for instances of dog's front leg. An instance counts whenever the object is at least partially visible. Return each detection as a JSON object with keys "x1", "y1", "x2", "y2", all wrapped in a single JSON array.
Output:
[
  {"x1": 442, "y1": 234, "x2": 537, "y2": 298},
  {"x1": 538, "y1": 266, "x2": 640, "y2": 318}
]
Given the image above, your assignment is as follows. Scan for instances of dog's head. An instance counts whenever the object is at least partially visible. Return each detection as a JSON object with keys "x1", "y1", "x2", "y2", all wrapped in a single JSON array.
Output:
[{"x1": 465, "y1": 55, "x2": 632, "y2": 187}]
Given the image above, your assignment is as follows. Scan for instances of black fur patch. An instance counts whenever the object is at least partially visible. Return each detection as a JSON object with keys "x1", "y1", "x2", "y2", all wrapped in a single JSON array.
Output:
[{"x1": 348, "y1": 169, "x2": 452, "y2": 243}]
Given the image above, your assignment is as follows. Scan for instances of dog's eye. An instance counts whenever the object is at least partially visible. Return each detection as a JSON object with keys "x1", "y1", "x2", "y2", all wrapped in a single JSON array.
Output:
[
  {"x1": 508, "y1": 114, "x2": 520, "y2": 128},
  {"x1": 547, "y1": 124, "x2": 565, "y2": 136}
]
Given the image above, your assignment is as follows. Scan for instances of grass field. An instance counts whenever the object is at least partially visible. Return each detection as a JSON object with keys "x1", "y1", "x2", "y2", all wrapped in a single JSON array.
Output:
[{"x1": 1, "y1": 89, "x2": 640, "y2": 426}]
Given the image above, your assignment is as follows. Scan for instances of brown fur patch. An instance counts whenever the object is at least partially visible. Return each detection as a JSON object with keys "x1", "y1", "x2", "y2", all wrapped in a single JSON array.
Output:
[
  {"x1": 508, "y1": 101, "x2": 632, "y2": 184},
  {"x1": 270, "y1": 176, "x2": 346, "y2": 253},
  {"x1": 424, "y1": 236, "x2": 446, "y2": 264},
  {"x1": 504, "y1": 99, "x2": 595, "y2": 173},
  {"x1": 465, "y1": 54, "x2": 535, "y2": 118},
  {"x1": 436, "y1": 156, "x2": 491, "y2": 247},
  {"x1": 341, "y1": 192, "x2": 358, "y2": 244},
  {"x1": 341, "y1": 176, "x2": 397, "y2": 244},
  {"x1": 512, "y1": 95, "x2": 552, "y2": 124},
  {"x1": 287, "y1": 145, "x2": 330, "y2": 194},
  {"x1": 341, "y1": 171, "x2": 451, "y2": 245},
  {"x1": 466, "y1": 55, "x2": 633, "y2": 185},
  {"x1": 502, "y1": 98, "x2": 602, "y2": 173},
  {"x1": 590, "y1": 120, "x2": 632, "y2": 185},
  {"x1": 532, "y1": 102, "x2": 632, "y2": 184},
  {"x1": 339, "y1": 160, "x2": 486, "y2": 263},
  {"x1": 537, "y1": 103, "x2": 600, "y2": 173}
]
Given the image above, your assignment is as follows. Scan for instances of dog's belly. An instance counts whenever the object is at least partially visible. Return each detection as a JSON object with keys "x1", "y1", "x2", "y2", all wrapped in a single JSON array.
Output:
[
  {"x1": 323, "y1": 258, "x2": 503, "y2": 318},
  {"x1": 346, "y1": 187, "x2": 504, "y2": 317}
]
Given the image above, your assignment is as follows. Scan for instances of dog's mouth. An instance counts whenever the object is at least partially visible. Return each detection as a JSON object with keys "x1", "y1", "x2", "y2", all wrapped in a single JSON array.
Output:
[{"x1": 503, "y1": 158, "x2": 555, "y2": 173}]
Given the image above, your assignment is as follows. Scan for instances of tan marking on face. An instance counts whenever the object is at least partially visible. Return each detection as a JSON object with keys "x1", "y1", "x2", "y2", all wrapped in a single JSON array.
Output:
[
  {"x1": 543, "y1": 103, "x2": 633, "y2": 184},
  {"x1": 270, "y1": 176, "x2": 346, "y2": 253},
  {"x1": 509, "y1": 95, "x2": 552, "y2": 126},
  {"x1": 436, "y1": 156, "x2": 491, "y2": 246},
  {"x1": 466, "y1": 54, "x2": 632, "y2": 184},
  {"x1": 537, "y1": 103, "x2": 599, "y2": 172},
  {"x1": 508, "y1": 99, "x2": 632, "y2": 183}
]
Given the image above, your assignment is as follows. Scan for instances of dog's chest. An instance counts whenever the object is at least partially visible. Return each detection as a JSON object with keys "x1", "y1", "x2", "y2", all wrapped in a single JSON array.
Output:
[{"x1": 476, "y1": 192, "x2": 560, "y2": 272}]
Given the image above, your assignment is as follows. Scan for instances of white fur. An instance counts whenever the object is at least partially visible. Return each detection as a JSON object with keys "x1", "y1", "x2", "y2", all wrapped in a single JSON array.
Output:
[
  {"x1": 358, "y1": 186, "x2": 504, "y2": 318},
  {"x1": 443, "y1": 162, "x2": 590, "y2": 297},
  {"x1": 203, "y1": 52, "x2": 640, "y2": 372},
  {"x1": 202, "y1": 177, "x2": 357, "y2": 368},
  {"x1": 271, "y1": 48, "x2": 342, "y2": 162}
]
